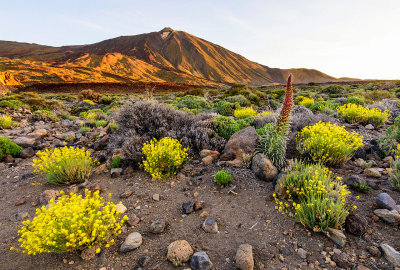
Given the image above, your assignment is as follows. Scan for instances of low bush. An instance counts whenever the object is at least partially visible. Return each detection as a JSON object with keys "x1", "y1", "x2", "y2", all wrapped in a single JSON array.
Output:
[
  {"x1": 297, "y1": 122, "x2": 363, "y2": 165},
  {"x1": 32, "y1": 110, "x2": 60, "y2": 122},
  {"x1": 176, "y1": 95, "x2": 210, "y2": 110},
  {"x1": 99, "y1": 95, "x2": 115, "y2": 105},
  {"x1": 298, "y1": 97, "x2": 314, "y2": 108},
  {"x1": 0, "y1": 136, "x2": 22, "y2": 161},
  {"x1": 225, "y1": 95, "x2": 251, "y2": 107},
  {"x1": 80, "y1": 125, "x2": 91, "y2": 134},
  {"x1": 274, "y1": 161, "x2": 352, "y2": 233},
  {"x1": 337, "y1": 103, "x2": 389, "y2": 127},
  {"x1": 364, "y1": 90, "x2": 394, "y2": 101},
  {"x1": 233, "y1": 107, "x2": 258, "y2": 119},
  {"x1": 184, "y1": 88, "x2": 205, "y2": 96},
  {"x1": 78, "y1": 89, "x2": 102, "y2": 102},
  {"x1": 212, "y1": 116, "x2": 248, "y2": 139},
  {"x1": 347, "y1": 96, "x2": 365, "y2": 106},
  {"x1": 108, "y1": 121, "x2": 119, "y2": 133},
  {"x1": 257, "y1": 123, "x2": 287, "y2": 169},
  {"x1": 141, "y1": 137, "x2": 190, "y2": 179},
  {"x1": 213, "y1": 101, "x2": 238, "y2": 116},
  {"x1": 11, "y1": 190, "x2": 128, "y2": 255},
  {"x1": 111, "y1": 102, "x2": 225, "y2": 164},
  {"x1": 214, "y1": 170, "x2": 231, "y2": 185},
  {"x1": 96, "y1": 120, "x2": 108, "y2": 128},
  {"x1": 0, "y1": 115, "x2": 17, "y2": 129},
  {"x1": 389, "y1": 144, "x2": 400, "y2": 190},
  {"x1": 379, "y1": 115, "x2": 400, "y2": 156},
  {"x1": 353, "y1": 183, "x2": 372, "y2": 193},
  {"x1": 33, "y1": 146, "x2": 97, "y2": 184},
  {"x1": 0, "y1": 99, "x2": 25, "y2": 109},
  {"x1": 322, "y1": 85, "x2": 345, "y2": 94},
  {"x1": 112, "y1": 156, "x2": 121, "y2": 168},
  {"x1": 309, "y1": 101, "x2": 338, "y2": 113}
]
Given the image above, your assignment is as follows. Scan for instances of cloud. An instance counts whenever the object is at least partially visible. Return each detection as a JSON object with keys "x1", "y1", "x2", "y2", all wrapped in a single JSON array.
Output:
[{"x1": 69, "y1": 17, "x2": 110, "y2": 32}]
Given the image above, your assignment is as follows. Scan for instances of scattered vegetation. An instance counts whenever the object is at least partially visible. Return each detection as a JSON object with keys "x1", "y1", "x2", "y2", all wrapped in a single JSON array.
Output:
[
  {"x1": 77, "y1": 89, "x2": 102, "y2": 102},
  {"x1": 214, "y1": 170, "x2": 232, "y2": 185},
  {"x1": 337, "y1": 103, "x2": 389, "y2": 127},
  {"x1": 233, "y1": 107, "x2": 258, "y2": 119},
  {"x1": 0, "y1": 115, "x2": 17, "y2": 129},
  {"x1": 0, "y1": 136, "x2": 22, "y2": 161}
]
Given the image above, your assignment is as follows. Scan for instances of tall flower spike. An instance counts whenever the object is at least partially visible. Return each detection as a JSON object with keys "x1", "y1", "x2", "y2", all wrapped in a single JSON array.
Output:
[{"x1": 276, "y1": 74, "x2": 293, "y2": 133}]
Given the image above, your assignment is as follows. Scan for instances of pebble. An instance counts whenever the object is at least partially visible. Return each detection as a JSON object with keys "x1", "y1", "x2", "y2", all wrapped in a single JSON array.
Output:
[
  {"x1": 15, "y1": 198, "x2": 26, "y2": 206},
  {"x1": 138, "y1": 255, "x2": 150, "y2": 266},
  {"x1": 119, "y1": 232, "x2": 142, "y2": 252},
  {"x1": 327, "y1": 228, "x2": 346, "y2": 247},
  {"x1": 236, "y1": 244, "x2": 254, "y2": 270},
  {"x1": 202, "y1": 217, "x2": 218, "y2": 233},
  {"x1": 200, "y1": 211, "x2": 209, "y2": 219},
  {"x1": 110, "y1": 168, "x2": 123, "y2": 178},
  {"x1": 149, "y1": 219, "x2": 166, "y2": 234},
  {"x1": 182, "y1": 201, "x2": 194, "y2": 214},
  {"x1": 119, "y1": 190, "x2": 133, "y2": 198},
  {"x1": 126, "y1": 213, "x2": 140, "y2": 226},
  {"x1": 115, "y1": 203, "x2": 127, "y2": 214},
  {"x1": 297, "y1": 248, "x2": 307, "y2": 259},
  {"x1": 152, "y1": 194, "x2": 160, "y2": 201},
  {"x1": 367, "y1": 246, "x2": 382, "y2": 257},
  {"x1": 10, "y1": 211, "x2": 30, "y2": 221},
  {"x1": 190, "y1": 251, "x2": 213, "y2": 270}
]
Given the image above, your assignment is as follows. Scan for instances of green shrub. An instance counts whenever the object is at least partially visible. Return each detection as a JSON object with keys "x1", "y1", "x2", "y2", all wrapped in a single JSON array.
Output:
[
  {"x1": 213, "y1": 101, "x2": 238, "y2": 116},
  {"x1": 274, "y1": 161, "x2": 352, "y2": 233},
  {"x1": 141, "y1": 137, "x2": 190, "y2": 179},
  {"x1": 33, "y1": 146, "x2": 97, "y2": 185},
  {"x1": 80, "y1": 125, "x2": 91, "y2": 134},
  {"x1": 257, "y1": 123, "x2": 287, "y2": 169},
  {"x1": 112, "y1": 156, "x2": 121, "y2": 168},
  {"x1": 225, "y1": 95, "x2": 251, "y2": 107},
  {"x1": 95, "y1": 120, "x2": 108, "y2": 128},
  {"x1": 353, "y1": 183, "x2": 372, "y2": 193},
  {"x1": 347, "y1": 96, "x2": 365, "y2": 106},
  {"x1": 176, "y1": 95, "x2": 210, "y2": 110},
  {"x1": 323, "y1": 85, "x2": 344, "y2": 94},
  {"x1": 365, "y1": 90, "x2": 394, "y2": 101},
  {"x1": 297, "y1": 122, "x2": 364, "y2": 165},
  {"x1": 184, "y1": 88, "x2": 205, "y2": 96},
  {"x1": 214, "y1": 170, "x2": 231, "y2": 185},
  {"x1": 0, "y1": 99, "x2": 25, "y2": 109},
  {"x1": 0, "y1": 136, "x2": 22, "y2": 161},
  {"x1": 99, "y1": 95, "x2": 115, "y2": 105},
  {"x1": 309, "y1": 101, "x2": 338, "y2": 113},
  {"x1": 212, "y1": 116, "x2": 249, "y2": 139},
  {"x1": 78, "y1": 89, "x2": 102, "y2": 102},
  {"x1": 379, "y1": 116, "x2": 400, "y2": 156},
  {"x1": 11, "y1": 190, "x2": 128, "y2": 255},
  {"x1": 247, "y1": 93, "x2": 261, "y2": 105},
  {"x1": 108, "y1": 121, "x2": 119, "y2": 133},
  {"x1": 33, "y1": 110, "x2": 59, "y2": 122}
]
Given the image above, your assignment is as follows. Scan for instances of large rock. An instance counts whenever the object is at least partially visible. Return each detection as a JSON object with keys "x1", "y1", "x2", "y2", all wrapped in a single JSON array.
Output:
[
  {"x1": 167, "y1": 240, "x2": 194, "y2": 265},
  {"x1": 345, "y1": 213, "x2": 367, "y2": 236},
  {"x1": 380, "y1": 243, "x2": 400, "y2": 267},
  {"x1": 190, "y1": 251, "x2": 213, "y2": 270},
  {"x1": 39, "y1": 189, "x2": 60, "y2": 205},
  {"x1": 251, "y1": 153, "x2": 278, "y2": 182},
  {"x1": 19, "y1": 147, "x2": 35, "y2": 158},
  {"x1": 363, "y1": 168, "x2": 381, "y2": 178},
  {"x1": 220, "y1": 127, "x2": 258, "y2": 162},
  {"x1": 236, "y1": 244, "x2": 254, "y2": 270},
  {"x1": 376, "y1": 193, "x2": 399, "y2": 212},
  {"x1": 28, "y1": 129, "x2": 48, "y2": 138},
  {"x1": 327, "y1": 228, "x2": 346, "y2": 247},
  {"x1": 202, "y1": 217, "x2": 218, "y2": 233},
  {"x1": 12, "y1": 136, "x2": 36, "y2": 148},
  {"x1": 374, "y1": 209, "x2": 400, "y2": 225},
  {"x1": 119, "y1": 232, "x2": 142, "y2": 252}
]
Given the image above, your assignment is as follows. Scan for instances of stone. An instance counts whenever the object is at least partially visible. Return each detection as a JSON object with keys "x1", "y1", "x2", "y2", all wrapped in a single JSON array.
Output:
[
  {"x1": 119, "y1": 232, "x2": 142, "y2": 252},
  {"x1": 236, "y1": 244, "x2": 254, "y2": 270},
  {"x1": 19, "y1": 147, "x2": 35, "y2": 158},
  {"x1": 152, "y1": 193, "x2": 160, "y2": 201},
  {"x1": 332, "y1": 252, "x2": 352, "y2": 269},
  {"x1": 345, "y1": 213, "x2": 367, "y2": 236},
  {"x1": 220, "y1": 126, "x2": 259, "y2": 162},
  {"x1": 119, "y1": 190, "x2": 133, "y2": 198},
  {"x1": 297, "y1": 248, "x2": 307, "y2": 259},
  {"x1": 39, "y1": 189, "x2": 60, "y2": 205},
  {"x1": 150, "y1": 219, "x2": 166, "y2": 234},
  {"x1": 10, "y1": 211, "x2": 30, "y2": 221},
  {"x1": 357, "y1": 265, "x2": 371, "y2": 270},
  {"x1": 138, "y1": 255, "x2": 150, "y2": 267},
  {"x1": 126, "y1": 213, "x2": 140, "y2": 227},
  {"x1": 115, "y1": 203, "x2": 127, "y2": 214},
  {"x1": 13, "y1": 136, "x2": 36, "y2": 147},
  {"x1": 380, "y1": 243, "x2": 400, "y2": 267},
  {"x1": 15, "y1": 198, "x2": 26, "y2": 206},
  {"x1": 251, "y1": 153, "x2": 278, "y2": 182},
  {"x1": 4, "y1": 155, "x2": 13, "y2": 163},
  {"x1": 365, "y1": 124, "x2": 374, "y2": 130},
  {"x1": 327, "y1": 228, "x2": 346, "y2": 247},
  {"x1": 167, "y1": 240, "x2": 194, "y2": 265},
  {"x1": 373, "y1": 209, "x2": 400, "y2": 225},
  {"x1": 190, "y1": 251, "x2": 213, "y2": 270},
  {"x1": 66, "y1": 184, "x2": 79, "y2": 194},
  {"x1": 344, "y1": 175, "x2": 366, "y2": 188},
  {"x1": 376, "y1": 193, "x2": 399, "y2": 212},
  {"x1": 200, "y1": 149, "x2": 220, "y2": 158},
  {"x1": 81, "y1": 245, "x2": 97, "y2": 260},
  {"x1": 200, "y1": 211, "x2": 209, "y2": 219},
  {"x1": 94, "y1": 163, "x2": 108, "y2": 175},
  {"x1": 87, "y1": 182, "x2": 102, "y2": 193},
  {"x1": 29, "y1": 128, "x2": 47, "y2": 138},
  {"x1": 194, "y1": 201, "x2": 205, "y2": 211},
  {"x1": 182, "y1": 201, "x2": 194, "y2": 214},
  {"x1": 110, "y1": 168, "x2": 123, "y2": 178},
  {"x1": 363, "y1": 168, "x2": 381, "y2": 178},
  {"x1": 201, "y1": 155, "x2": 215, "y2": 165},
  {"x1": 367, "y1": 246, "x2": 382, "y2": 257},
  {"x1": 202, "y1": 217, "x2": 218, "y2": 233}
]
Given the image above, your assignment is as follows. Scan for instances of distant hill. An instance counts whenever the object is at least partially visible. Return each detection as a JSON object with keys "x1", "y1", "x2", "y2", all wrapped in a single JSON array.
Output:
[{"x1": 0, "y1": 27, "x2": 344, "y2": 87}]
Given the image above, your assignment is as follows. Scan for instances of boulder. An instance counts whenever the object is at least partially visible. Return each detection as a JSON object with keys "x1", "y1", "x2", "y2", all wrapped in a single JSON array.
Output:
[
  {"x1": 376, "y1": 193, "x2": 399, "y2": 212},
  {"x1": 251, "y1": 153, "x2": 278, "y2": 182},
  {"x1": 345, "y1": 213, "x2": 367, "y2": 236},
  {"x1": 220, "y1": 127, "x2": 258, "y2": 162}
]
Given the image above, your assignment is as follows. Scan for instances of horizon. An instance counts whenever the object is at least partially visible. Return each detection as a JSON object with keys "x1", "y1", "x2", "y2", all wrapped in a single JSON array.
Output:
[{"x1": 1, "y1": 0, "x2": 399, "y2": 80}]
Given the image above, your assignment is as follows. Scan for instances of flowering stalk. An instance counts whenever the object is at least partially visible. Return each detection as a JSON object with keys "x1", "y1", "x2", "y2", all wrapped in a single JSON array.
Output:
[{"x1": 276, "y1": 74, "x2": 293, "y2": 133}]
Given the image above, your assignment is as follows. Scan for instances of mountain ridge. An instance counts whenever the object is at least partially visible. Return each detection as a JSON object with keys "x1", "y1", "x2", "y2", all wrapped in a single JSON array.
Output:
[{"x1": 0, "y1": 27, "x2": 348, "y2": 87}]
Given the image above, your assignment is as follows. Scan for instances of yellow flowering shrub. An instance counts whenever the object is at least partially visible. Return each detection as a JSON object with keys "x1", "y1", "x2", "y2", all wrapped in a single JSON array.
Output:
[
  {"x1": 233, "y1": 107, "x2": 258, "y2": 119},
  {"x1": 298, "y1": 97, "x2": 314, "y2": 108},
  {"x1": 11, "y1": 190, "x2": 128, "y2": 255},
  {"x1": 0, "y1": 115, "x2": 17, "y2": 129},
  {"x1": 297, "y1": 122, "x2": 363, "y2": 165},
  {"x1": 142, "y1": 137, "x2": 190, "y2": 179},
  {"x1": 337, "y1": 103, "x2": 390, "y2": 127},
  {"x1": 260, "y1": 111, "x2": 274, "y2": 117},
  {"x1": 33, "y1": 146, "x2": 97, "y2": 184},
  {"x1": 274, "y1": 161, "x2": 354, "y2": 233},
  {"x1": 390, "y1": 144, "x2": 400, "y2": 190}
]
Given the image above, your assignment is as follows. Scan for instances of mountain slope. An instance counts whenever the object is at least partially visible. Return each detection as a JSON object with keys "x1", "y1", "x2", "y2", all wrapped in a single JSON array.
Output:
[{"x1": 0, "y1": 28, "x2": 340, "y2": 87}]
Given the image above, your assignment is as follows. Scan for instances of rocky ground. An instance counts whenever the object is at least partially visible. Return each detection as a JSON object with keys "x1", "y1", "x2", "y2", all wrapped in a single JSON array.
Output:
[{"x1": 0, "y1": 103, "x2": 400, "y2": 270}]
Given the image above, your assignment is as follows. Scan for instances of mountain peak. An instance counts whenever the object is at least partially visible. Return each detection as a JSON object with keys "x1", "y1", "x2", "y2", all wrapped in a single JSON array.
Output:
[{"x1": 160, "y1": 27, "x2": 174, "y2": 33}]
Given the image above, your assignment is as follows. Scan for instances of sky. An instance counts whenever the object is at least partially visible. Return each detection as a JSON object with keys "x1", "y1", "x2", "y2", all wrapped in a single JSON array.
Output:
[{"x1": 1, "y1": 0, "x2": 399, "y2": 80}]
